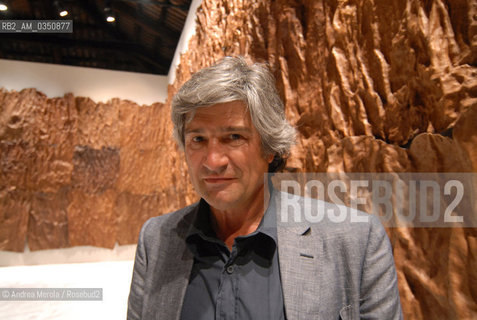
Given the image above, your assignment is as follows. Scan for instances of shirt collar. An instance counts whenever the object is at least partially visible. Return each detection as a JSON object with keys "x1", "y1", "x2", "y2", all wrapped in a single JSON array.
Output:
[
  {"x1": 186, "y1": 190, "x2": 278, "y2": 246},
  {"x1": 186, "y1": 198, "x2": 217, "y2": 242}
]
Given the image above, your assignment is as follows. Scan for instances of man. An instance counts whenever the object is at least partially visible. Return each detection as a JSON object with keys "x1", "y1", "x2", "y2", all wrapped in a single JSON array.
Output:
[{"x1": 127, "y1": 56, "x2": 403, "y2": 319}]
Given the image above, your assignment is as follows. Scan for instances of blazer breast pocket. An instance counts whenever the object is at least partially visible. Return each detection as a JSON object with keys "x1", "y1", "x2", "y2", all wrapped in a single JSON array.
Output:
[{"x1": 339, "y1": 305, "x2": 353, "y2": 320}]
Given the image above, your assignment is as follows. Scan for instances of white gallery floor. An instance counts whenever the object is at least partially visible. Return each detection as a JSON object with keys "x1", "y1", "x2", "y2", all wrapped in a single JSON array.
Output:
[{"x1": 0, "y1": 246, "x2": 136, "y2": 320}]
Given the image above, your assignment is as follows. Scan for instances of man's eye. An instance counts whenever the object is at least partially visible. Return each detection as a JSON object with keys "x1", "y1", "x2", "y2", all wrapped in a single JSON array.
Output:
[
  {"x1": 227, "y1": 134, "x2": 246, "y2": 146},
  {"x1": 192, "y1": 136, "x2": 204, "y2": 142},
  {"x1": 229, "y1": 134, "x2": 241, "y2": 140}
]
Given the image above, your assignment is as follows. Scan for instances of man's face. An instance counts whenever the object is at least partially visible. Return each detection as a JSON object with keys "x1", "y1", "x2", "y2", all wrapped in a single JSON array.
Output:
[{"x1": 184, "y1": 100, "x2": 273, "y2": 212}]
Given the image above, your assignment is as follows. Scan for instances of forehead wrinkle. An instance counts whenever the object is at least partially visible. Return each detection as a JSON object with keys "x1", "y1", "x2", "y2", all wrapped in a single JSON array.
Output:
[
  {"x1": 188, "y1": 101, "x2": 248, "y2": 119},
  {"x1": 184, "y1": 127, "x2": 205, "y2": 134},
  {"x1": 221, "y1": 126, "x2": 251, "y2": 132}
]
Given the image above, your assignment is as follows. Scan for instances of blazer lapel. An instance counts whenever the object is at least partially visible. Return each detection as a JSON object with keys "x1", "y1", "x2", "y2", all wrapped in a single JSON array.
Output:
[
  {"x1": 278, "y1": 223, "x2": 323, "y2": 320},
  {"x1": 145, "y1": 209, "x2": 196, "y2": 320}
]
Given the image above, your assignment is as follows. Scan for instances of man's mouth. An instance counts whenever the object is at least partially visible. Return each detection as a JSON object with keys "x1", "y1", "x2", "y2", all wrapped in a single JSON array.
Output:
[{"x1": 203, "y1": 177, "x2": 236, "y2": 184}]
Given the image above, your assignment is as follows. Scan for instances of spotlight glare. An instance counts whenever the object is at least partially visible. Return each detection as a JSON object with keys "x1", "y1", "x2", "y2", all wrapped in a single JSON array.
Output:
[
  {"x1": 0, "y1": 4, "x2": 8, "y2": 11},
  {"x1": 59, "y1": 10, "x2": 68, "y2": 17},
  {"x1": 106, "y1": 16, "x2": 115, "y2": 22}
]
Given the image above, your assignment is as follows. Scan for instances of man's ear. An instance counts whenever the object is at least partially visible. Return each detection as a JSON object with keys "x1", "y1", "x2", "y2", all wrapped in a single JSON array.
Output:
[{"x1": 266, "y1": 153, "x2": 275, "y2": 163}]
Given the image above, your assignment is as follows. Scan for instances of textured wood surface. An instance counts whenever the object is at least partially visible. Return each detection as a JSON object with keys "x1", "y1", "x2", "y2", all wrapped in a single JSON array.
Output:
[
  {"x1": 171, "y1": 1, "x2": 476, "y2": 318},
  {"x1": 0, "y1": 90, "x2": 195, "y2": 252},
  {"x1": 0, "y1": 0, "x2": 476, "y2": 318}
]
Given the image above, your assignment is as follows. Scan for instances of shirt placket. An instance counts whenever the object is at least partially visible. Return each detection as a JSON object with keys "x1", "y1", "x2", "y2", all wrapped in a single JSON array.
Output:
[{"x1": 216, "y1": 245, "x2": 239, "y2": 320}]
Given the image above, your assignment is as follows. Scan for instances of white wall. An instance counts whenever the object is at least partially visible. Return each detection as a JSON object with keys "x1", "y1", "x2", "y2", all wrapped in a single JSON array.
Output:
[
  {"x1": 0, "y1": 59, "x2": 168, "y2": 105},
  {"x1": 0, "y1": 244, "x2": 137, "y2": 267},
  {"x1": 168, "y1": 0, "x2": 203, "y2": 84}
]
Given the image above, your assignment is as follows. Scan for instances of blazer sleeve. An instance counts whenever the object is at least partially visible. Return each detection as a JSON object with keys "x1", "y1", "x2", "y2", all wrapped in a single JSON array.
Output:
[
  {"x1": 127, "y1": 219, "x2": 151, "y2": 320},
  {"x1": 359, "y1": 215, "x2": 403, "y2": 319}
]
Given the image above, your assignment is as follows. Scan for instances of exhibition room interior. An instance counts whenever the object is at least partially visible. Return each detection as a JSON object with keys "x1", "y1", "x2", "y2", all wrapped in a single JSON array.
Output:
[{"x1": 1, "y1": 0, "x2": 198, "y2": 319}]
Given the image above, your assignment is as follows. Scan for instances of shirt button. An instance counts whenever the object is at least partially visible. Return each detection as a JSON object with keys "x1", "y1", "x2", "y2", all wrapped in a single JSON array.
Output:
[{"x1": 226, "y1": 265, "x2": 234, "y2": 274}]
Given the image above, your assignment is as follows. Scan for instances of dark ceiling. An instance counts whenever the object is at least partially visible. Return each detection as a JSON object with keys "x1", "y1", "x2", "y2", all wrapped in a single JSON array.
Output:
[{"x1": 0, "y1": 0, "x2": 192, "y2": 75}]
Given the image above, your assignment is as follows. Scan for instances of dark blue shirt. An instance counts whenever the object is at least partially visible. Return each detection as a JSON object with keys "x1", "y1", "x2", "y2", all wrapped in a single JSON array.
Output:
[{"x1": 180, "y1": 198, "x2": 287, "y2": 320}]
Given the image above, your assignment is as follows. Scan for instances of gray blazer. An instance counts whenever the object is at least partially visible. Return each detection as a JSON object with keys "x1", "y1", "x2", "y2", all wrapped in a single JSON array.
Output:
[{"x1": 127, "y1": 194, "x2": 403, "y2": 320}]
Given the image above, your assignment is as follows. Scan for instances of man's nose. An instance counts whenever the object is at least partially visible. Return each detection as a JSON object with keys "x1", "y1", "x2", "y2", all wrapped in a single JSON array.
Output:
[{"x1": 203, "y1": 141, "x2": 228, "y2": 172}]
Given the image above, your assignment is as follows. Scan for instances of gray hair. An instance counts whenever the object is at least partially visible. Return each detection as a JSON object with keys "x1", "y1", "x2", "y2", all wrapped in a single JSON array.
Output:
[{"x1": 171, "y1": 56, "x2": 296, "y2": 172}]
